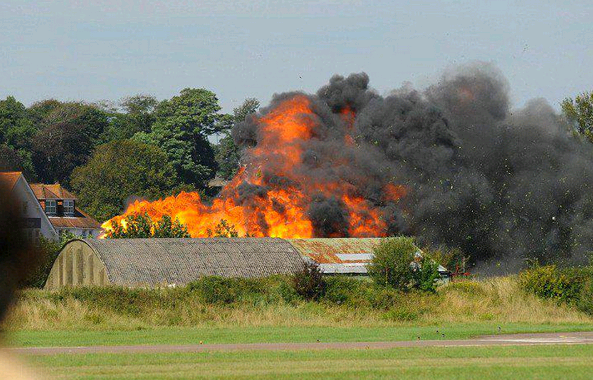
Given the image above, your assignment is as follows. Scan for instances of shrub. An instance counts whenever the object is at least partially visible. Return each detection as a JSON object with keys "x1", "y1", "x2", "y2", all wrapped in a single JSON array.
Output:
[
  {"x1": 292, "y1": 261, "x2": 326, "y2": 300},
  {"x1": 518, "y1": 265, "x2": 585, "y2": 305},
  {"x1": 577, "y1": 278, "x2": 593, "y2": 315},
  {"x1": 412, "y1": 257, "x2": 441, "y2": 293},
  {"x1": 368, "y1": 237, "x2": 417, "y2": 291}
]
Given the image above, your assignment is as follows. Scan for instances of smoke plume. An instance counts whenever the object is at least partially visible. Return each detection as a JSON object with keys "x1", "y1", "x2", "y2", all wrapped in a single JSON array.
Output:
[{"x1": 233, "y1": 63, "x2": 593, "y2": 267}]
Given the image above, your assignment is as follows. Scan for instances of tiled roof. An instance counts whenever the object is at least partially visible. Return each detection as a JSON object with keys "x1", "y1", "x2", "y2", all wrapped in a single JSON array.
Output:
[
  {"x1": 0, "y1": 171, "x2": 22, "y2": 191},
  {"x1": 83, "y1": 238, "x2": 305, "y2": 285},
  {"x1": 29, "y1": 184, "x2": 77, "y2": 200}
]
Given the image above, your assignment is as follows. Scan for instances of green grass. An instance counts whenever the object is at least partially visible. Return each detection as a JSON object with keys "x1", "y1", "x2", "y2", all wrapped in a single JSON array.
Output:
[
  {"x1": 6, "y1": 322, "x2": 593, "y2": 348},
  {"x1": 26, "y1": 344, "x2": 593, "y2": 379}
]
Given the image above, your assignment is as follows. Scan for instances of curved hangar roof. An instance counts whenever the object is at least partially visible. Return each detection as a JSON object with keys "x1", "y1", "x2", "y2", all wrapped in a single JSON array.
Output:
[{"x1": 45, "y1": 238, "x2": 305, "y2": 289}]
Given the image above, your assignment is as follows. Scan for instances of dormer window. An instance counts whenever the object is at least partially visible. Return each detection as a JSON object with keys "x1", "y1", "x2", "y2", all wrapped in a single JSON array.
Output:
[
  {"x1": 64, "y1": 200, "x2": 75, "y2": 216},
  {"x1": 45, "y1": 200, "x2": 57, "y2": 215}
]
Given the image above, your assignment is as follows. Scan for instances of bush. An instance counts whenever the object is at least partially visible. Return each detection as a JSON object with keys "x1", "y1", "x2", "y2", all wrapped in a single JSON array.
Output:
[
  {"x1": 368, "y1": 237, "x2": 417, "y2": 291},
  {"x1": 412, "y1": 257, "x2": 441, "y2": 293},
  {"x1": 519, "y1": 265, "x2": 585, "y2": 305},
  {"x1": 292, "y1": 261, "x2": 326, "y2": 300},
  {"x1": 188, "y1": 276, "x2": 273, "y2": 304},
  {"x1": 577, "y1": 278, "x2": 593, "y2": 315}
]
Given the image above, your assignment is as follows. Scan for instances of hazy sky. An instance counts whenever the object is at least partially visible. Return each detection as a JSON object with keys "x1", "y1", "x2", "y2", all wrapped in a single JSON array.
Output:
[{"x1": 1, "y1": 0, "x2": 592, "y2": 113}]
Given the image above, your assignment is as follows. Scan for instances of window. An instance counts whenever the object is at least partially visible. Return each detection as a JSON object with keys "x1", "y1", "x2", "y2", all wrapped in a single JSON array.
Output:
[
  {"x1": 64, "y1": 200, "x2": 75, "y2": 216},
  {"x1": 45, "y1": 200, "x2": 56, "y2": 215}
]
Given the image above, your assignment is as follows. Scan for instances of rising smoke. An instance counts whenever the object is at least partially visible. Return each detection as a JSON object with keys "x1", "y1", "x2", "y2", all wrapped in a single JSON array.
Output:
[{"x1": 233, "y1": 62, "x2": 593, "y2": 268}]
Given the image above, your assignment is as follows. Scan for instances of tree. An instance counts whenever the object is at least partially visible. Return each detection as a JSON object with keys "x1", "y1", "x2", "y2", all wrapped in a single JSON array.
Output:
[
  {"x1": 215, "y1": 98, "x2": 260, "y2": 180},
  {"x1": 562, "y1": 92, "x2": 593, "y2": 142},
  {"x1": 105, "y1": 213, "x2": 190, "y2": 238},
  {"x1": 31, "y1": 101, "x2": 110, "y2": 184},
  {"x1": 135, "y1": 89, "x2": 227, "y2": 188},
  {"x1": 32, "y1": 119, "x2": 93, "y2": 185},
  {"x1": 368, "y1": 237, "x2": 417, "y2": 291},
  {"x1": 0, "y1": 96, "x2": 38, "y2": 177},
  {"x1": 0, "y1": 145, "x2": 25, "y2": 172},
  {"x1": 101, "y1": 95, "x2": 158, "y2": 142},
  {"x1": 70, "y1": 140, "x2": 178, "y2": 222},
  {"x1": 206, "y1": 219, "x2": 239, "y2": 237}
]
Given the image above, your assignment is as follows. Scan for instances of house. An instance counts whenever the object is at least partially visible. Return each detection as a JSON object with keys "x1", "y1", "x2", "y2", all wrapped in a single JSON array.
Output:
[
  {"x1": 0, "y1": 172, "x2": 102, "y2": 242},
  {"x1": 0, "y1": 172, "x2": 58, "y2": 244},
  {"x1": 28, "y1": 183, "x2": 102, "y2": 239}
]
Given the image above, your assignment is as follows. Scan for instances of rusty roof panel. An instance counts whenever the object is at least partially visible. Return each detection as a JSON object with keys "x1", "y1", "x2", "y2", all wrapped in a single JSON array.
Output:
[{"x1": 287, "y1": 238, "x2": 383, "y2": 264}]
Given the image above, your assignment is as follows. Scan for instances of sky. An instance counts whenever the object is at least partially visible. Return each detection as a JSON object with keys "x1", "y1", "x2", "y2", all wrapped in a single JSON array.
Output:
[{"x1": 1, "y1": 0, "x2": 592, "y2": 113}]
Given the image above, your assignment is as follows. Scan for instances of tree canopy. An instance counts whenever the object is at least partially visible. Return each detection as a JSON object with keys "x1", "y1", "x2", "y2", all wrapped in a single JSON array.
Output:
[
  {"x1": 562, "y1": 92, "x2": 593, "y2": 143},
  {"x1": 70, "y1": 140, "x2": 178, "y2": 222},
  {"x1": 134, "y1": 88, "x2": 227, "y2": 188},
  {"x1": 105, "y1": 213, "x2": 190, "y2": 238}
]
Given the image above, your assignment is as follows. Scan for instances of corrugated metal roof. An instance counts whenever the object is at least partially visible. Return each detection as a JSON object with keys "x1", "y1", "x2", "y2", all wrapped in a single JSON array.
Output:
[
  {"x1": 287, "y1": 238, "x2": 382, "y2": 264},
  {"x1": 82, "y1": 238, "x2": 305, "y2": 286}
]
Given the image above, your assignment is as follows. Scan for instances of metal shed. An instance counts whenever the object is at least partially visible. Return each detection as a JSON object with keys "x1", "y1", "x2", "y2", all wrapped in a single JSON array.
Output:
[
  {"x1": 287, "y1": 238, "x2": 382, "y2": 274},
  {"x1": 44, "y1": 238, "x2": 305, "y2": 289}
]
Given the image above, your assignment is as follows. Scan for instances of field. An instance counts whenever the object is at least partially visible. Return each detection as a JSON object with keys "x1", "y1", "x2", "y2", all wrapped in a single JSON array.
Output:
[
  {"x1": 3, "y1": 276, "x2": 593, "y2": 379},
  {"x1": 21, "y1": 345, "x2": 593, "y2": 380}
]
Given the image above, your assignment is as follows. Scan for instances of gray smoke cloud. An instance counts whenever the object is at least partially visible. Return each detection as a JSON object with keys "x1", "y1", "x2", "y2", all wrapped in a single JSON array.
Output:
[{"x1": 233, "y1": 63, "x2": 593, "y2": 269}]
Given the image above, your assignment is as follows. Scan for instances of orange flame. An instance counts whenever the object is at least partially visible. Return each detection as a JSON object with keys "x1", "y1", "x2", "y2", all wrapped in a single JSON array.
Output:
[{"x1": 102, "y1": 96, "x2": 405, "y2": 238}]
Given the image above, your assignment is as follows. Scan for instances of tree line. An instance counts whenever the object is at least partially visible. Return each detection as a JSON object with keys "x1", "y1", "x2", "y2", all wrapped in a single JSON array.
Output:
[
  {"x1": 3, "y1": 87, "x2": 593, "y2": 224},
  {"x1": 0, "y1": 91, "x2": 259, "y2": 222}
]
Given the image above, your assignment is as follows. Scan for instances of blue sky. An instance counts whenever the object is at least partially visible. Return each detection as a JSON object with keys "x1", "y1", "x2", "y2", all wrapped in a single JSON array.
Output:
[{"x1": 1, "y1": 0, "x2": 592, "y2": 112}]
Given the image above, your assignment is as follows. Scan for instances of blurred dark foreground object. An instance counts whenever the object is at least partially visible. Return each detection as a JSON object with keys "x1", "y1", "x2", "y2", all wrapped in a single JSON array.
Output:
[
  {"x1": 0, "y1": 183, "x2": 41, "y2": 379},
  {"x1": 0, "y1": 185, "x2": 36, "y2": 321}
]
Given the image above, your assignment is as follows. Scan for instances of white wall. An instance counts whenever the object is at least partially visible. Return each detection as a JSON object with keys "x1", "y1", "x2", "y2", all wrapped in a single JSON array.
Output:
[{"x1": 11, "y1": 177, "x2": 58, "y2": 241}]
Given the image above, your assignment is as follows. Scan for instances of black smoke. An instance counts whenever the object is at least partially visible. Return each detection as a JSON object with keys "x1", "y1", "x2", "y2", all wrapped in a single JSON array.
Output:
[{"x1": 233, "y1": 63, "x2": 593, "y2": 269}]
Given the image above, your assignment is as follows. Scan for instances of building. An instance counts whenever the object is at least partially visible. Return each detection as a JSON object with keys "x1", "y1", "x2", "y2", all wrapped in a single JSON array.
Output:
[
  {"x1": 288, "y1": 238, "x2": 381, "y2": 274},
  {"x1": 44, "y1": 238, "x2": 305, "y2": 289},
  {"x1": 0, "y1": 172, "x2": 102, "y2": 242},
  {"x1": 29, "y1": 183, "x2": 102, "y2": 238},
  {"x1": 45, "y1": 236, "x2": 453, "y2": 289},
  {"x1": 0, "y1": 172, "x2": 58, "y2": 244}
]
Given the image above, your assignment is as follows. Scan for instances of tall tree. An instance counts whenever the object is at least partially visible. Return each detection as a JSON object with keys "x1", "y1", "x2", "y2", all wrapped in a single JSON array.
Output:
[
  {"x1": 135, "y1": 88, "x2": 226, "y2": 188},
  {"x1": 0, "y1": 97, "x2": 38, "y2": 177},
  {"x1": 215, "y1": 98, "x2": 260, "y2": 180},
  {"x1": 31, "y1": 102, "x2": 110, "y2": 184},
  {"x1": 562, "y1": 92, "x2": 593, "y2": 143},
  {"x1": 70, "y1": 140, "x2": 178, "y2": 222},
  {"x1": 101, "y1": 95, "x2": 158, "y2": 142}
]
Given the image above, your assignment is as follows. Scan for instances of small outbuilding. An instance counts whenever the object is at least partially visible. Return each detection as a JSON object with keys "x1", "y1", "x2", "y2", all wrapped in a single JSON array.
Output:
[
  {"x1": 44, "y1": 238, "x2": 305, "y2": 289},
  {"x1": 288, "y1": 238, "x2": 381, "y2": 275}
]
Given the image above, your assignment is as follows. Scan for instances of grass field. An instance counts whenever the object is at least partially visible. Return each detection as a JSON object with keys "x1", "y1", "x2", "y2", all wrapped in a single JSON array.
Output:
[
  {"x1": 4, "y1": 276, "x2": 593, "y2": 379},
  {"x1": 24, "y1": 344, "x2": 593, "y2": 380},
  {"x1": 6, "y1": 322, "x2": 593, "y2": 347}
]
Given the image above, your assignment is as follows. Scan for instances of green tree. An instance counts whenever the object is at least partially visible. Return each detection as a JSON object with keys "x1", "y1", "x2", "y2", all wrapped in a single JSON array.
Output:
[
  {"x1": 135, "y1": 89, "x2": 227, "y2": 188},
  {"x1": 207, "y1": 219, "x2": 239, "y2": 237},
  {"x1": 32, "y1": 119, "x2": 93, "y2": 185},
  {"x1": 70, "y1": 140, "x2": 178, "y2": 222},
  {"x1": 0, "y1": 96, "x2": 38, "y2": 177},
  {"x1": 101, "y1": 95, "x2": 158, "y2": 142},
  {"x1": 105, "y1": 213, "x2": 190, "y2": 238},
  {"x1": 368, "y1": 237, "x2": 417, "y2": 291},
  {"x1": 31, "y1": 101, "x2": 110, "y2": 184},
  {"x1": 561, "y1": 92, "x2": 593, "y2": 142},
  {"x1": 215, "y1": 98, "x2": 260, "y2": 180},
  {"x1": 0, "y1": 145, "x2": 22, "y2": 169}
]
